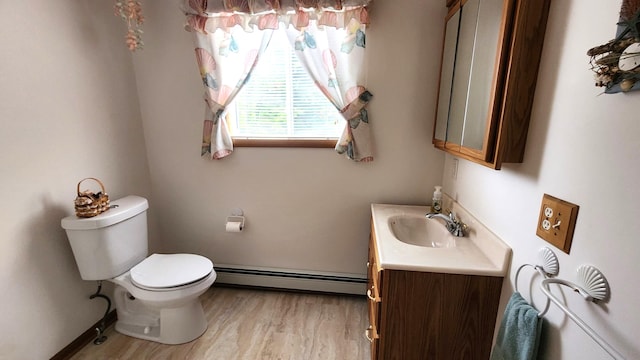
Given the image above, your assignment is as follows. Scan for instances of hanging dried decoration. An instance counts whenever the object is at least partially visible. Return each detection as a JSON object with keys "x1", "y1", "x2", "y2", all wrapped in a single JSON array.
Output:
[
  {"x1": 114, "y1": 0, "x2": 145, "y2": 51},
  {"x1": 588, "y1": 0, "x2": 640, "y2": 93}
]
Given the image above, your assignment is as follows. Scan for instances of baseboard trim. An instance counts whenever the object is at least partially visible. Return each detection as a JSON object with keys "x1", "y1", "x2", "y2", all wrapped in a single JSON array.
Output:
[
  {"x1": 51, "y1": 310, "x2": 117, "y2": 360},
  {"x1": 215, "y1": 264, "x2": 367, "y2": 295},
  {"x1": 216, "y1": 282, "x2": 367, "y2": 297}
]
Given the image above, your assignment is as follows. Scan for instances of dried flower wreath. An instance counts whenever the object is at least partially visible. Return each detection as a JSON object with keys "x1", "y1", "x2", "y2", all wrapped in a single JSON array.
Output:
[
  {"x1": 114, "y1": 0, "x2": 145, "y2": 51},
  {"x1": 588, "y1": 1, "x2": 640, "y2": 93}
]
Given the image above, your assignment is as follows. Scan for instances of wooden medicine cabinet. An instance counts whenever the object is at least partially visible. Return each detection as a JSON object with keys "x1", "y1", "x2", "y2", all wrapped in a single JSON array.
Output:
[{"x1": 433, "y1": 0, "x2": 550, "y2": 169}]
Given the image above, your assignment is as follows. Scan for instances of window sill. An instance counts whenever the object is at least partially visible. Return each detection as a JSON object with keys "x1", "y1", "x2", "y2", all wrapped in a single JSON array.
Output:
[{"x1": 232, "y1": 138, "x2": 338, "y2": 148}]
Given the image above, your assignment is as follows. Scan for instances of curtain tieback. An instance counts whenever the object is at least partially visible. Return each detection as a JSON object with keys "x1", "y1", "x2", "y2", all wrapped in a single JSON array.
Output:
[
  {"x1": 203, "y1": 96, "x2": 226, "y2": 125},
  {"x1": 340, "y1": 90, "x2": 373, "y2": 128}
]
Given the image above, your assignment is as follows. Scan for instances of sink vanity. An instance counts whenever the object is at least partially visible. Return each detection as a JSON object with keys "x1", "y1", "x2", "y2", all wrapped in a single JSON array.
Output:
[{"x1": 366, "y1": 203, "x2": 511, "y2": 359}]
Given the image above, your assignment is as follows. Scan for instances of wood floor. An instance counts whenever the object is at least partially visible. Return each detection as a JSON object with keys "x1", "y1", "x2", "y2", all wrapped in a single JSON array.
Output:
[{"x1": 70, "y1": 286, "x2": 371, "y2": 360}]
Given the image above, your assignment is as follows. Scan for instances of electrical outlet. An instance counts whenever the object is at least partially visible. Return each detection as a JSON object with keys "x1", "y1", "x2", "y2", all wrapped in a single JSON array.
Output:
[{"x1": 536, "y1": 194, "x2": 579, "y2": 254}]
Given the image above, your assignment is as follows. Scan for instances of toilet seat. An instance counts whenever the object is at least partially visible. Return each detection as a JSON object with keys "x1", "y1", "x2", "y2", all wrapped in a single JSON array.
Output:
[{"x1": 130, "y1": 253, "x2": 213, "y2": 291}]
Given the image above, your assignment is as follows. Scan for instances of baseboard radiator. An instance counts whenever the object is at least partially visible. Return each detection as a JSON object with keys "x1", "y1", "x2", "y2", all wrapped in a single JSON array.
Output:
[{"x1": 214, "y1": 264, "x2": 367, "y2": 295}]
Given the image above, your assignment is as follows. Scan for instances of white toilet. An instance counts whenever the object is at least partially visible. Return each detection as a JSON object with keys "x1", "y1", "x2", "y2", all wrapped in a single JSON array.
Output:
[{"x1": 61, "y1": 195, "x2": 216, "y2": 345}]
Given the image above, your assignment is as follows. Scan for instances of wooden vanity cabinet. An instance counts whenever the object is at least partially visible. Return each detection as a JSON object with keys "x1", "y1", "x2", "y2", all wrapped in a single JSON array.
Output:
[
  {"x1": 433, "y1": 0, "x2": 551, "y2": 169},
  {"x1": 367, "y1": 221, "x2": 504, "y2": 359}
]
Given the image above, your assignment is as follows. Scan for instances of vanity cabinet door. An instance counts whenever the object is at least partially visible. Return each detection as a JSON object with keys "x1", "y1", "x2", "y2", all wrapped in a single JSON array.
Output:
[{"x1": 433, "y1": 0, "x2": 550, "y2": 169}]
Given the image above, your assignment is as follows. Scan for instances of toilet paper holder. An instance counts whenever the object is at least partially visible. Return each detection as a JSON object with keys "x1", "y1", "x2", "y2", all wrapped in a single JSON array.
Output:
[
  {"x1": 226, "y1": 216, "x2": 245, "y2": 231},
  {"x1": 226, "y1": 208, "x2": 245, "y2": 231}
]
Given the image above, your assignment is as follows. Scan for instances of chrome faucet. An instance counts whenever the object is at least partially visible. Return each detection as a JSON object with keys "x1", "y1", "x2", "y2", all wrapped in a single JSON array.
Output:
[{"x1": 426, "y1": 211, "x2": 467, "y2": 237}]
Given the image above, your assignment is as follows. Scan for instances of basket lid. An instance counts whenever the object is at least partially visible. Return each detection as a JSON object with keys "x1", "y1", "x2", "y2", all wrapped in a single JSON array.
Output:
[
  {"x1": 61, "y1": 195, "x2": 148, "y2": 230},
  {"x1": 130, "y1": 253, "x2": 213, "y2": 289}
]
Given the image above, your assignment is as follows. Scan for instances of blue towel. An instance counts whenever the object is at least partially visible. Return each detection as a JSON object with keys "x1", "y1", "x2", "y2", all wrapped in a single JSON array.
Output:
[{"x1": 491, "y1": 292, "x2": 543, "y2": 360}]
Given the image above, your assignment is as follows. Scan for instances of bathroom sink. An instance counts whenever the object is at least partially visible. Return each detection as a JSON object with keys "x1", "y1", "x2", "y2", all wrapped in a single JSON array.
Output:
[
  {"x1": 388, "y1": 215, "x2": 456, "y2": 248},
  {"x1": 371, "y1": 203, "x2": 512, "y2": 276}
]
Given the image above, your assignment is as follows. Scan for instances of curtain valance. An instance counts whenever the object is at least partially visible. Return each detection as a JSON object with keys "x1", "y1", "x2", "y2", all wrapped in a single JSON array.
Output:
[
  {"x1": 182, "y1": 0, "x2": 370, "y2": 32},
  {"x1": 182, "y1": 0, "x2": 371, "y2": 15}
]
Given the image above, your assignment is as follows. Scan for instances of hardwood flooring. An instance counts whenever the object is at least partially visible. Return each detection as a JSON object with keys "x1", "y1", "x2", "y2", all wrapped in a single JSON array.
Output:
[{"x1": 70, "y1": 286, "x2": 371, "y2": 360}]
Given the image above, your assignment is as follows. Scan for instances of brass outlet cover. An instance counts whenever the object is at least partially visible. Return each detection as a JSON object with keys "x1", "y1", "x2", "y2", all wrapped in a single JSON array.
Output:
[{"x1": 536, "y1": 194, "x2": 579, "y2": 253}]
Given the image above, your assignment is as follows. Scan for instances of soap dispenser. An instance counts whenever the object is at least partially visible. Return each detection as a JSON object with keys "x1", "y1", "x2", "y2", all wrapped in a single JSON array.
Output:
[{"x1": 431, "y1": 186, "x2": 442, "y2": 213}]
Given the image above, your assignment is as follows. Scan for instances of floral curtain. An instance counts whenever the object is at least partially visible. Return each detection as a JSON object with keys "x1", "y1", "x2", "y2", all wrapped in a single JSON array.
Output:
[
  {"x1": 182, "y1": 0, "x2": 373, "y2": 161},
  {"x1": 284, "y1": 20, "x2": 372, "y2": 161},
  {"x1": 188, "y1": 20, "x2": 273, "y2": 159}
]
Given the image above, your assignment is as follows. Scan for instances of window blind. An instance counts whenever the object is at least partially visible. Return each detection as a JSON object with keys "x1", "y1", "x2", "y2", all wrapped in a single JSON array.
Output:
[{"x1": 231, "y1": 30, "x2": 343, "y2": 139}]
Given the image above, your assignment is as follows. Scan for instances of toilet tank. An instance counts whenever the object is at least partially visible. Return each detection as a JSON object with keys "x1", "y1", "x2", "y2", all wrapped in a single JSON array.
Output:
[{"x1": 61, "y1": 195, "x2": 149, "y2": 280}]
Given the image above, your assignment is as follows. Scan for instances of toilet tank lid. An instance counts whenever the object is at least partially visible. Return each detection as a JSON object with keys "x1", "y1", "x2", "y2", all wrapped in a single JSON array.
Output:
[{"x1": 61, "y1": 195, "x2": 149, "y2": 230}]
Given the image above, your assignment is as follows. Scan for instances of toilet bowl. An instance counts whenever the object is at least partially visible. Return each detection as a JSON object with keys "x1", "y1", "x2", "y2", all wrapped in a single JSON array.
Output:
[
  {"x1": 61, "y1": 196, "x2": 217, "y2": 345},
  {"x1": 110, "y1": 253, "x2": 216, "y2": 344}
]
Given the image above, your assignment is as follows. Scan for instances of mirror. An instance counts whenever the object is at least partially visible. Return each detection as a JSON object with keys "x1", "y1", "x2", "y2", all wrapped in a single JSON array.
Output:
[
  {"x1": 462, "y1": 0, "x2": 503, "y2": 150},
  {"x1": 434, "y1": 8, "x2": 460, "y2": 143},
  {"x1": 448, "y1": 0, "x2": 480, "y2": 146},
  {"x1": 434, "y1": 0, "x2": 505, "y2": 153}
]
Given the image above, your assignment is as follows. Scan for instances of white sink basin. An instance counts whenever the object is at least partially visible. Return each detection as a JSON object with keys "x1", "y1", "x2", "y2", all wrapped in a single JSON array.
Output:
[
  {"x1": 371, "y1": 203, "x2": 511, "y2": 276},
  {"x1": 388, "y1": 215, "x2": 456, "y2": 248}
]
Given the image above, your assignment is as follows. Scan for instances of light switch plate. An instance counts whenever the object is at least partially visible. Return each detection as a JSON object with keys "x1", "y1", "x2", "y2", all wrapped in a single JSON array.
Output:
[{"x1": 536, "y1": 194, "x2": 579, "y2": 254}]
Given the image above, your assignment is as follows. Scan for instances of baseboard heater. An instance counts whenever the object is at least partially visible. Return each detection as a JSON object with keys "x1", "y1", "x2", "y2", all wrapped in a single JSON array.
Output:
[{"x1": 214, "y1": 264, "x2": 367, "y2": 295}]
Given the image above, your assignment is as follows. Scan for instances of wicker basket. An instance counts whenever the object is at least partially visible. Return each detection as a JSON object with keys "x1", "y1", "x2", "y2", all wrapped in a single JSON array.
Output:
[{"x1": 74, "y1": 178, "x2": 110, "y2": 218}]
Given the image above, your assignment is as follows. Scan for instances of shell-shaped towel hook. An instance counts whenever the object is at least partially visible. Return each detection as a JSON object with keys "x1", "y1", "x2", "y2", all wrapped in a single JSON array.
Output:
[
  {"x1": 538, "y1": 247, "x2": 559, "y2": 276},
  {"x1": 576, "y1": 265, "x2": 610, "y2": 302}
]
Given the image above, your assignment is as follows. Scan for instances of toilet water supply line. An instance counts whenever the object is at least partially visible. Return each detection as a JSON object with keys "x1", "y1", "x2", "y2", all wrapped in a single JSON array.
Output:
[{"x1": 89, "y1": 280, "x2": 111, "y2": 345}]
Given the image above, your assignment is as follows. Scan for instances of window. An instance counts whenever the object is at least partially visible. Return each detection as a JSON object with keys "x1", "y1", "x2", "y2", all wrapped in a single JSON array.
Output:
[{"x1": 229, "y1": 28, "x2": 343, "y2": 147}]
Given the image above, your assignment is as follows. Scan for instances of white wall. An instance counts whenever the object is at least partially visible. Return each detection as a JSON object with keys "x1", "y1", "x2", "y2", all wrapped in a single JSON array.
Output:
[
  {"x1": 132, "y1": 0, "x2": 445, "y2": 275},
  {"x1": 443, "y1": 1, "x2": 640, "y2": 359},
  {"x1": 0, "y1": 1, "x2": 152, "y2": 359}
]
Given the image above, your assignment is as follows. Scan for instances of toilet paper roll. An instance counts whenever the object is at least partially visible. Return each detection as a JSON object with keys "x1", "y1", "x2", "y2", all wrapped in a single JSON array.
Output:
[{"x1": 226, "y1": 221, "x2": 243, "y2": 232}]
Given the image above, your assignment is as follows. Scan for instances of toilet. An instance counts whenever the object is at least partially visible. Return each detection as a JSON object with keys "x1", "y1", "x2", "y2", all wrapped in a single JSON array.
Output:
[{"x1": 61, "y1": 195, "x2": 216, "y2": 345}]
